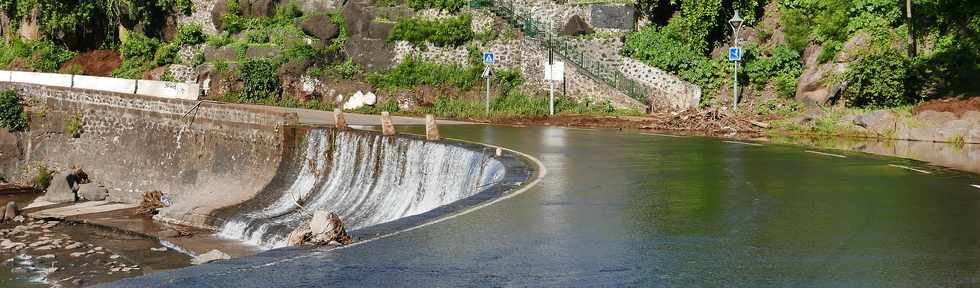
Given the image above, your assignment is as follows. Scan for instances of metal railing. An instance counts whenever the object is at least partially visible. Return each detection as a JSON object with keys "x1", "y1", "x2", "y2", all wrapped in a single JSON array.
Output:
[{"x1": 476, "y1": 0, "x2": 651, "y2": 103}]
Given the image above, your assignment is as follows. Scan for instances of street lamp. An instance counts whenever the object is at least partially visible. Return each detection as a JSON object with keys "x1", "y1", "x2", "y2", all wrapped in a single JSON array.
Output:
[{"x1": 728, "y1": 11, "x2": 744, "y2": 112}]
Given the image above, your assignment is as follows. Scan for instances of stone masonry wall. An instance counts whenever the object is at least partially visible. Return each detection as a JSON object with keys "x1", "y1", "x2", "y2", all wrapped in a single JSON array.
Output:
[{"x1": 0, "y1": 83, "x2": 298, "y2": 229}]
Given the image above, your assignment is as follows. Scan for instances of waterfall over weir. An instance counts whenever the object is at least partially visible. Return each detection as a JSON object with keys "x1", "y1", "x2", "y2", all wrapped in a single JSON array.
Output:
[{"x1": 217, "y1": 129, "x2": 507, "y2": 248}]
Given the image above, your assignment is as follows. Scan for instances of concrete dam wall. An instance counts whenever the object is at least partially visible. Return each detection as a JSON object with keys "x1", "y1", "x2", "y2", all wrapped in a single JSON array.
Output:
[
  {"x1": 0, "y1": 83, "x2": 532, "y2": 249},
  {"x1": 215, "y1": 129, "x2": 514, "y2": 248}
]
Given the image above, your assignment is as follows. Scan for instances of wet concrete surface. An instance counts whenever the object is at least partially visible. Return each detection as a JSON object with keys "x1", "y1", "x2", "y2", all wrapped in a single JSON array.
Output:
[{"x1": 108, "y1": 125, "x2": 980, "y2": 287}]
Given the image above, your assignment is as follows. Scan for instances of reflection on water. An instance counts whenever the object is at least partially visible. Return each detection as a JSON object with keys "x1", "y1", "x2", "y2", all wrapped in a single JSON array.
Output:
[{"x1": 767, "y1": 135, "x2": 980, "y2": 175}]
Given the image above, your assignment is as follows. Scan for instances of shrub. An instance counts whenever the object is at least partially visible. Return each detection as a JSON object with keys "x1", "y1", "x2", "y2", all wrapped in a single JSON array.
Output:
[
  {"x1": 334, "y1": 59, "x2": 362, "y2": 79},
  {"x1": 174, "y1": 24, "x2": 207, "y2": 46},
  {"x1": 114, "y1": 32, "x2": 161, "y2": 78},
  {"x1": 368, "y1": 57, "x2": 480, "y2": 90},
  {"x1": 389, "y1": 14, "x2": 474, "y2": 47},
  {"x1": 239, "y1": 59, "x2": 281, "y2": 102},
  {"x1": 0, "y1": 90, "x2": 28, "y2": 132},
  {"x1": 841, "y1": 49, "x2": 911, "y2": 108},
  {"x1": 744, "y1": 44, "x2": 803, "y2": 91}
]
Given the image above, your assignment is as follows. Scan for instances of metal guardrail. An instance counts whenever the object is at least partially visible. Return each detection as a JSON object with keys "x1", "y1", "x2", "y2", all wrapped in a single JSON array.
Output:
[{"x1": 476, "y1": 0, "x2": 651, "y2": 103}]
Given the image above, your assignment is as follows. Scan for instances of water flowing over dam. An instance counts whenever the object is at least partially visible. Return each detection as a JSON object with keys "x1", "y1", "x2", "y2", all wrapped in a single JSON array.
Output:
[{"x1": 216, "y1": 129, "x2": 507, "y2": 248}]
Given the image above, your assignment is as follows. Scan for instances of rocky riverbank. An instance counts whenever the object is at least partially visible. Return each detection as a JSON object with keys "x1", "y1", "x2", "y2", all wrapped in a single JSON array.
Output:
[{"x1": 0, "y1": 215, "x2": 191, "y2": 287}]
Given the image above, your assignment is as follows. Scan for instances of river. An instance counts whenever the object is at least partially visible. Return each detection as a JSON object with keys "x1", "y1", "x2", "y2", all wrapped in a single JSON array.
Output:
[{"x1": 109, "y1": 125, "x2": 980, "y2": 287}]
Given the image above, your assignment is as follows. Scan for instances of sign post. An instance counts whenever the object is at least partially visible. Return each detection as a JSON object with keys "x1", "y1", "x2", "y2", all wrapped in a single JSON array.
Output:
[
  {"x1": 482, "y1": 51, "x2": 495, "y2": 114},
  {"x1": 728, "y1": 46, "x2": 742, "y2": 112},
  {"x1": 544, "y1": 61, "x2": 564, "y2": 116}
]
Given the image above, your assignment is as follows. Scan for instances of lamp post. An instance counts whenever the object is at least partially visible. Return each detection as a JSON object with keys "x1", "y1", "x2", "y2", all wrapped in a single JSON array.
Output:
[{"x1": 728, "y1": 11, "x2": 744, "y2": 112}]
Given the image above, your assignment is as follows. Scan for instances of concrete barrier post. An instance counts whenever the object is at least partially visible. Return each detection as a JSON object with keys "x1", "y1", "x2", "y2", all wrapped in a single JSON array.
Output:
[
  {"x1": 334, "y1": 108, "x2": 347, "y2": 129},
  {"x1": 425, "y1": 114, "x2": 440, "y2": 141},
  {"x1": 381, "y1": 111, "x2": 396, "y2": 136}
]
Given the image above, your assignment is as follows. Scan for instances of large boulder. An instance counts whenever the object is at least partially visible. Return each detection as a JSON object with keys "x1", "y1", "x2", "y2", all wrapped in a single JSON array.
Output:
[
  {"x1": 589, "y1": 5, "x2": 635, "y2": 30},
  {"x1": 301, "y1": 15, "x2": 340, "y2": 42},
  {"x1": 342, "y1": 1, "x2": 372, "y2": 36},
  {"x1": 45, "y1": 171, "x2": 82, "y2": 203},
  {"x1": 795, "y1": 43, "x2": 846, "y2": 104},
  {"x1": 287, "y1": 210, "x2": 352, "y2": 246},
  {"x1": 78, "y1": 183, "x2": 109, "y2": 201},
  {"x1": 212, "y1": 0, "x2": 231, "y2": 31},
  {"x1": 561, "y1": 15, "x2": 594, "y2": 36}
]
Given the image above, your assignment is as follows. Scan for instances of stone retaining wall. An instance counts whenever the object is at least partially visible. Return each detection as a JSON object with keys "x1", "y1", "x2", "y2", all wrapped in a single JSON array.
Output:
[{"x1": 0, "y1": 83, "x2": 298, "y2": 228}]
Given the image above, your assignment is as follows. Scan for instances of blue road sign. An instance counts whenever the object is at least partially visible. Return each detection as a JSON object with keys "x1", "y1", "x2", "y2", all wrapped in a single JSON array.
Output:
[
  {"x1": 728, "y1": 47, "x2": 742, "y2": 61},
  {"x1": 483, "y1": 52, "x2": 495, "y2": 64}
]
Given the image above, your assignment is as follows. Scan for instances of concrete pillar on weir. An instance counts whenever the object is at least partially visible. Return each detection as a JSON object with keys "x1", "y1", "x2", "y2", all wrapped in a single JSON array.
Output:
[
  {"x1": 381, "y1": 112, "x2": 396, "y2": 136},
  {"x1": 425, "y1": 114, "x2": 440, "y2": 141},
  {"x1": 334, "y1": 108, "x2": 347, "y2": 129}
]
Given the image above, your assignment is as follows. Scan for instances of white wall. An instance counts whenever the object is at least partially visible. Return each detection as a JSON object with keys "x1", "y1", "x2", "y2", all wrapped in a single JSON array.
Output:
[
  {"x1": 10, "y1": 71, "x2": 73, "y2": 88},
  {"x1": 0, "y1": 70, "x2": 200, "y2": 101},
  {"x1": 73, "y1": 75, "x2": 137, "y2": 95},
  {"x1": 137, "y1": 80, "x2": 200, "y2": 101}
]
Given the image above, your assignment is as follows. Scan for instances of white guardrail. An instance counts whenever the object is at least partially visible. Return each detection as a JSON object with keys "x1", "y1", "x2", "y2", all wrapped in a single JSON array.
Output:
[{"x1": 0, "y1": 70, "x2": 200, "y2": 100}]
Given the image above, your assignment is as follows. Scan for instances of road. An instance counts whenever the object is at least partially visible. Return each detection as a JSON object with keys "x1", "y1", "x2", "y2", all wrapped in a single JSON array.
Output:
[{"x1": 107, "y1": 124, "x2": 980, "y2": 287}]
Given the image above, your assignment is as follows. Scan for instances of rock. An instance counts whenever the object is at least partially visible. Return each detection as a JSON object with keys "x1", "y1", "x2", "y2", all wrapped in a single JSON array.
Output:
[
  {"x1": 38, "y1": 254, "x2": 54, "y2": 259},
  {"x1": 65, "y1": 242, "x2": 83, "y2": 250},
  {"x1": 13, "y1": 216, "x2": 23, "y2": 222},
  {"x1": 71, "y1": 279, "x2": 84, "y2": 286},
  {"x1": 915, "y1": 110, "x2": 957, "y2": 126},
  {"x1": 202, "y1": 46, "x2": 238, "y2": 62},
  {"x1": 240, "y1": 0, "x2": 279, "y2": 18},
  {"x1": 191, "y1": 249, "x2": 231, "y2": 265},
  {"x1": 212, "y1": 0, "x2": 231, "y2": 30},
  {"x1": 591, "y1": 5, "x2": 636, "y2": 30},
  {"x1": 150, "y1": 247, "x2": 167, "y2": 252},
  {"x1": 343, "y1": 91, "x2": 377, "y2": 110},
  {"x1": 366, "y1": 21, "x2": 394, "y2": 40},
  {"x1": 70, "y1": 252, "x2": 86, "y2": 257},
  {"x1": 342, "y1": 1, "x2": 372, "y2": 36},
  {"x1": 854, "y1": 110, "x2": 897, "y2": 135},
  {"x1": 301, "y1": 15, "x2": 340, "y2": 42},
  {"x1": 561, "y1": 15, "x2": 594, "y2": 36},
  {"x1": 78, "y1": 183, "x2": 109, "y2": 201},
  {"x1": 2, "y1": 202, "x2": 16, "y2": 221},
  {"x1": 45, "y1": 171, "x2": 81, "y2": 203},
  {"x1": 245, "y1": 46, "x2": 282, "y2": 59},
  {"x1": 795, "y1": 43, "x2": 846, "y2": 104},
  {"x1": 288, "y1": 210, "x2": 352, "y2": 246}
]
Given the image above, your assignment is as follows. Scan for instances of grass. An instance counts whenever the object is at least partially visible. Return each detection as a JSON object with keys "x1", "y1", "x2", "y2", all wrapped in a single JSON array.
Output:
[{"x1": 65, "y1": 113, "x2": 82, "y2": 138}]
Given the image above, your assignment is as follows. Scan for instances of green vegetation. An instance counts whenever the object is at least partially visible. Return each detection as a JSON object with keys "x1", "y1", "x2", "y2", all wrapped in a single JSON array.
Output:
[
  {"x1": 406, "y1": 0, "x2": 466, "y2": 13},
  {"x1": 65, "y1": 112, "x2": 82, "y2": 137},
  {"x1": 113, "y1": 32, "x2": 175, "y2": 79},
  {"x1": 368, "y1": 57, "x2": 481, "y2": 90},
  {"x1": 0, "y1": 90, "x2": 28, "y2": 132},
  {"x1": 629, "y1": 0, "x2": 980, "y2": 110},
  {"x1": 744, "y1": 44, "x2": 803, "y2": 98},
  {"x1": 32, "y1": 165, "x2": 52, "y2": 192},
  {"x1": 0, "y1": 39, "x2": 75, "y2": 72},
  {"x1": 239, "y1": 59, "x2": 281, "y2": 102},
  {"x1": 389, "y1": 14, "x2": 474, "y2": 47}
]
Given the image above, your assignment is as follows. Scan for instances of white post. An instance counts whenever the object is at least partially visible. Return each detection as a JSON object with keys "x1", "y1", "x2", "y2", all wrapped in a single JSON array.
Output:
[
  {"x1": 733, "y1": 61, "x2": 738, "y2": 111},
  {"x1": 485, "y1": 75, "x2": 491, "y2": 114},
  {"x1": 549, "y1": 81, "x2": 555, "y2": 116}
]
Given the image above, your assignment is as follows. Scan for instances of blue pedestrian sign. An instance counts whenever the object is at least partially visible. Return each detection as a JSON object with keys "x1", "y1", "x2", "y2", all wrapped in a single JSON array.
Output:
[
  {"x1": 483, "y1": 51, "x2": 495, "y2": 65},
  {"x1": 728, "y1": 47, "x2": 742, "y2": 61}
]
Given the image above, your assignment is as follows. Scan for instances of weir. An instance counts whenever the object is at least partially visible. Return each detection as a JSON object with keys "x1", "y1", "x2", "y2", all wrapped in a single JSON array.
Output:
[{"x1": 214, "y1": 128, "x2": 508, "y2": 248}]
